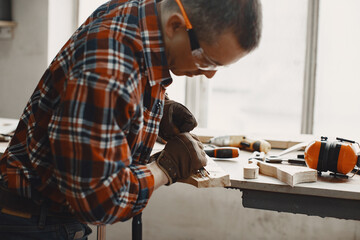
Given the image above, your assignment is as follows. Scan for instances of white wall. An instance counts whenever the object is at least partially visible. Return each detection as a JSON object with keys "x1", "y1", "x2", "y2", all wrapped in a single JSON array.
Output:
[
  {"x1": 0, "y1": 0, "x2": 48, "y2": 118},
  {"x1": 48, "y1": 0, "x2": 78, "y2": 65}
]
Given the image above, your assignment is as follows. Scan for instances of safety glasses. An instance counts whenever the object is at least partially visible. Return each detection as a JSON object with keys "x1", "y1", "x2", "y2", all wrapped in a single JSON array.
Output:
[{"x1": 174, "y1": 0, "x2": 221, "y2": 71}]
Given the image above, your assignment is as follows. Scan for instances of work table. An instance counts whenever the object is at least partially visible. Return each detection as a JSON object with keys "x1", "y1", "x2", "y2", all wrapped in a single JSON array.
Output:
[
  {"x1": 1, "y1": 133, "x2": 359, "y2": 220},
  {"x1": 187, "y1": 128, "x2": 360, "y2": 220},
  {"x1": 218, "y1": 149, "x2": 360, "y2": 201},
  {"x1": 213, "y1": 148, "x2": 360, "y2": 220}
]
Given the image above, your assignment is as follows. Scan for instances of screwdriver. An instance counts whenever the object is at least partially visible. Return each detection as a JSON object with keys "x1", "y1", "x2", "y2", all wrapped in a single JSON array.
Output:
[{"x1": 204, "y1": 147, "x2": 239, "y2": 158}]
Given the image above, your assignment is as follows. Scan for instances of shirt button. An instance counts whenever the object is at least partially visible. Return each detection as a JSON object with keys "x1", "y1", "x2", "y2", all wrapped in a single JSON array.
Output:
[{"x1": 156, "y1": 102, "x2": 162, "y2": 109}]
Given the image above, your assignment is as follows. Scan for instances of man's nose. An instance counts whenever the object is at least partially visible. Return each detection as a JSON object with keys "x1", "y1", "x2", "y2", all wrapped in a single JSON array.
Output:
[{"x1": 202, "y1": 70, "x2": 217, "y2": 79}]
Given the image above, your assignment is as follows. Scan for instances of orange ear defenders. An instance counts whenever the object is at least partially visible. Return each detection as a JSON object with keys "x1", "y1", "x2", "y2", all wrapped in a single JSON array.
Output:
[{"x1": 304, "y1": 137, "x2": 360, "y2": 175}]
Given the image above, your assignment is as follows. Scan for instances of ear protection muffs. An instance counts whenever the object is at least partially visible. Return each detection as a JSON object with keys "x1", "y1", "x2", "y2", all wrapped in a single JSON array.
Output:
[{"x1": 304, "y1": 137, "x2": 360, "y2": 174}]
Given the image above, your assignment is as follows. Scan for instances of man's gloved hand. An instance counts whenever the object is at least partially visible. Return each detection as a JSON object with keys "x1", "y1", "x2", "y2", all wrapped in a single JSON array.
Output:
[
  {"x1": 154, "y1": 132, "x2": 207, "y2": 185},
  {"x1": 158, "y1": 100, "x2": 197, "y2": 141}
]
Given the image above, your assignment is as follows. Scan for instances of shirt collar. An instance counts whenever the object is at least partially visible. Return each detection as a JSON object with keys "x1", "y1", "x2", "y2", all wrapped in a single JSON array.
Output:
[{"x1": 138, "y1": 0, "x2": 172, "y2": 87}]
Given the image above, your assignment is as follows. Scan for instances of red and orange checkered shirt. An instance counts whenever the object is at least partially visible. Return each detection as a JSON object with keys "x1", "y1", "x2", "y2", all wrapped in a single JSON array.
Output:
[{"x1": 0, "y1": 0, "x2": 172, "y2": 224}]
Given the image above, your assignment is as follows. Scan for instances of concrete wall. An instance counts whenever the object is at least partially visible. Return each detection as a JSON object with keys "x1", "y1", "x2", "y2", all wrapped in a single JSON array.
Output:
[
  {"x1": 0, "y1": 0, "x2": 76, "y2": 118},
  {"x1": 89, "y1": 184, "x2": 360, "y2": 240},
  {"x1": 0, "y1": 0, "x2": 48, "y2": 118},
  {"x1": 0, "y1": 1, "x2": 360, "y2": 240}
]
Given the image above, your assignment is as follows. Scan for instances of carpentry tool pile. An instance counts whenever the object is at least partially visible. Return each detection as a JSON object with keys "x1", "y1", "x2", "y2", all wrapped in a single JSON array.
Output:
[
  {"x1": 199, "y1": 135, "x2": 318, "y2": 187},
  {"x1": 197, "y1": 134, "x2": 360, "y2": 188}
]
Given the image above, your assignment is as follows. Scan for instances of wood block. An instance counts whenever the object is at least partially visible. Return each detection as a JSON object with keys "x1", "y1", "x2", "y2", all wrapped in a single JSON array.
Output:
[
  {"x1": 243, "y1": 163, "x2": 259, "y2": 179},
  {"x1": 250, "y1": 160, "x2": 317, "y2": 187},
  {"x1": 179, "y1": 157, "x2": 231, "y2": 188}
]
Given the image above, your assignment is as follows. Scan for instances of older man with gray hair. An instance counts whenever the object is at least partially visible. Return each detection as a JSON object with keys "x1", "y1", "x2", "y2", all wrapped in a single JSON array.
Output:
[{"x1": 0, "y1": 0, "x2": 262, "y2": 238}]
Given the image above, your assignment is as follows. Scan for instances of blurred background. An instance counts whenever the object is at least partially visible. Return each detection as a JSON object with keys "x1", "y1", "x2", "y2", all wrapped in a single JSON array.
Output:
[{"x1": 0, "y1": 0, "x2": 360, "y2": 239}]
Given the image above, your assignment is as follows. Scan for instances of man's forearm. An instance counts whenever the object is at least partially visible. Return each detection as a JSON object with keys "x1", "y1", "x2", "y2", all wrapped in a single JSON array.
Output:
[{"x1": 147, "y1": 161, "x2": 169, "y2": 189}]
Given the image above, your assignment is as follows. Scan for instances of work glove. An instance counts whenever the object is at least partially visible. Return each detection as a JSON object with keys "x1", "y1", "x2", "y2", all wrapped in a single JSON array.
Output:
[
  {"x1": 158, "y1": 99, "x2": 197, "y2": 141},
  {"x1": 153, "y1": 132, "x2": 207, "y2": 185}
]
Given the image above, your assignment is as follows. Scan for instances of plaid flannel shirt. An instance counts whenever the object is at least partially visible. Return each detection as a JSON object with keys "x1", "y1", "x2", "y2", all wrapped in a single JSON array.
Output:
[{"x1": 0, "y1": 0, "x2": 172, "y2": 224}]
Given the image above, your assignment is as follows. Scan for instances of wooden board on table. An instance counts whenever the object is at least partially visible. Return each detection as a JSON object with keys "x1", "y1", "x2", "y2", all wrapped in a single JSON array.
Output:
[
  {"x1": 251, "y1": 160, "x2": 317, "y2": 187},
  {"x1": 152, "y1": 141, "x2": 230, "y2": 188},
  {"x1": 179, "y1": 157, "x2": 231, "y2": 188}
]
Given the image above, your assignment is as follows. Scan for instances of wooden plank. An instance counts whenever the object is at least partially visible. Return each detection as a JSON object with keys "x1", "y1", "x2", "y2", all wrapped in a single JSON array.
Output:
[
  {"x1": 152, "y1": 142, "x2": 230, "y2": 188},
  {"x1": 251, "y1": 160, "x2": 317, "y2": 187},
  {"x1": 0, "y1": 21, "x2": 16, "y2": 27},
  {"x1": 264, "y1": 135, "x2": 314, "y2": 149},
  {"x1": 265, "y1": 139, "x2": 303, "y2": 149},
  {"x1": 179, "y1": 157, "x2": 231, "y2": 188}
]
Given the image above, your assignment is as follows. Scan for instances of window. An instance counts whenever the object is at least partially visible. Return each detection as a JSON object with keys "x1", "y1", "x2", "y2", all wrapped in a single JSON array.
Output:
[
  {"x1": 78, "y1": 0, "x2": 108, "y2": 25},
  {"x1": 206, "y1": 0, "x2": 308, "y2": 135},
  {"x1": 314, "y1": 0, "x2": 360, "y2": 140}
]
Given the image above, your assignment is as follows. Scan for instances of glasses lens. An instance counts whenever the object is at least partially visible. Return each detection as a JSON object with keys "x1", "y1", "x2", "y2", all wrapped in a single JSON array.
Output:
[
  {"x1": 192, "y1": 48, "x2": 219, "y2": 71},
  {"x1": 195, "y1": 62, "x2": 218, "y2": 71}
]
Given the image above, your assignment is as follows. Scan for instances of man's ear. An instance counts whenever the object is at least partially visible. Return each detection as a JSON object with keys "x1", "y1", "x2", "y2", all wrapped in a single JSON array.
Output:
[{"x1": 164, "y1": 13, "x2": 186, "y2": 39}]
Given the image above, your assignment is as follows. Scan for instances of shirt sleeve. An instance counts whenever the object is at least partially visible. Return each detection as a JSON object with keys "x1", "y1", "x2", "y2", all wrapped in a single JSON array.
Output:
[{"x1": 47, "y1": 68, "x2": 154, "y2": 224}]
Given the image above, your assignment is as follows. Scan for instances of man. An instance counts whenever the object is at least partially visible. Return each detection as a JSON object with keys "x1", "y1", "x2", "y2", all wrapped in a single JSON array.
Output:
[{"x1": 0, "y1": 0, "x2": 262, "y2": 238}]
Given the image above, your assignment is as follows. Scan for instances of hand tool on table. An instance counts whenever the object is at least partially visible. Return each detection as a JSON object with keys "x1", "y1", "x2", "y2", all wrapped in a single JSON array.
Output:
[
  {"x1": 248, "y1": 151, "x2": 266, "y2": 161},
  {"x1": 208, "y1": 135, "x2": 271, "y2": 153},
  {"x1": 204, "y1": 147, "x2": 239, "y2": 158},
  {"x1": 265, "y1": 157, "x2": 306, "y2": 166},
  {"x1": 267, "y1": 141, "x2": 309, "y2": 159},
  {"x1": 262, "y1": 141, "x2": 310, "y2": 166},
  {"x1": 249, "y1": 151, "x2": 306, "y2": 166}
]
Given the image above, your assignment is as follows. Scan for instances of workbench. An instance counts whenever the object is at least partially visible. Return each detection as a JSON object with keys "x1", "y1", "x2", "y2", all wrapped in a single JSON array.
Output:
[
  {"x1": 188, "y1": 127, "x2": 360, "y2": 221},
  {"x1": 216, "y1": 149, "x2": 360, "y2": 221},
  {"x1": 3, "y1": 139, "x2": 359, "y2": 222}
]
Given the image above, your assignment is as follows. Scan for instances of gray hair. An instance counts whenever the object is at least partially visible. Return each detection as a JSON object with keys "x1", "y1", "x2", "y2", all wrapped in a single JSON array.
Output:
[{"x1": 163, "y1": 0, "x2": 262, "y2": 52}]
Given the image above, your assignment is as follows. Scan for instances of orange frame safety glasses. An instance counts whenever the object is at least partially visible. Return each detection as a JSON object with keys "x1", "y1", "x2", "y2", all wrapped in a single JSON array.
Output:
[{"x1": 174, "y1": 0, "x2": 221, "y2": 71}]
